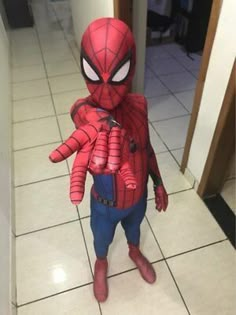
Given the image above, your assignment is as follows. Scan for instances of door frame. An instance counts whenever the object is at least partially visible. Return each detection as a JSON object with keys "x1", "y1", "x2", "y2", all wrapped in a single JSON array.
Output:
[
  {"x1": 197, "y1": 60, "x2": 235, "y2": 197},
  {"x1": 180, "y1": 0, "x2": 223, "y2": 173},
  {"x1": 113, "y1": 0, "x2": 133, "y2": 30}
]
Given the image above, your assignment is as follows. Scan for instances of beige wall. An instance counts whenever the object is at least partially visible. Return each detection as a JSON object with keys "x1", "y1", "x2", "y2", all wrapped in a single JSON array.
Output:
[
  {"x1": 132, "y1": 0, "x2": 147, "y2": 94},
  {"x1": 0, "y1": 13, "x2": 13, "y2": 315},
  {"x1": 187, "y1": 0, "x2": 236, "y2": 183},
  {"x1": 70, "y1": 0, "x2": 114, "y2": 48}
]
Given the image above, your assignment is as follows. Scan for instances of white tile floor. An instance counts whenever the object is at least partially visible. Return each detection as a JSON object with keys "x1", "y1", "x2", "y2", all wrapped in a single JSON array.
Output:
[{"x1": 13, "y1": 1, "x2": 235, "y2": 314}]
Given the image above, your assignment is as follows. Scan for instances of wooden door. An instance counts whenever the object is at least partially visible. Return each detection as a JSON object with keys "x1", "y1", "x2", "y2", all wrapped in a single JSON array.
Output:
[
  {"x1": 113, "y1": 0, "x2": 133, "y2": 30},
  {"x1": 198, "y1": 61, "x2": 235, "y2": 197}
]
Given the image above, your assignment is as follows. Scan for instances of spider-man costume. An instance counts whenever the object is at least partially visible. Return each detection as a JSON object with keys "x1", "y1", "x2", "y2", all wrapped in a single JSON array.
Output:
[{"x1": 49, "y1": 17, "x2": 168, "y2": 302}]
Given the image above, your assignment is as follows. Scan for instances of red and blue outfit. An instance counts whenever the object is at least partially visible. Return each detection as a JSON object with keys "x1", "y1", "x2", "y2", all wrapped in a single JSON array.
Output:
[{"x1": 49, "y1": 17, "x2": 168, "y2": 302}]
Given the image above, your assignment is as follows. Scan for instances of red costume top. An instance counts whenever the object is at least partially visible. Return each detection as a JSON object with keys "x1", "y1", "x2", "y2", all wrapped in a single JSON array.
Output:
[{"x1": 49, "y1": 17, "x2": 168, "y2": 211}]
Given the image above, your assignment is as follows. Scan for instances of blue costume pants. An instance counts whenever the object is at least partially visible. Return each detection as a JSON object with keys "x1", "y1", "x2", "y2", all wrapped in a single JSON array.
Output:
[{"x1": 90, "y1": 193, "x2": 147, "y2": 258}]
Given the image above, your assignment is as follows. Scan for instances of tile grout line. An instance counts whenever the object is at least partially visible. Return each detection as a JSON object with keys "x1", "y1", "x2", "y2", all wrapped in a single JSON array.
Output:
[
  {"x1": 12, "y1": 86, "x2": 86, "y2": 103},
  {"x1": 76, "y1": 207, "x2": 103, "y2": 314},
  {"x1": 33, "y1": 21, "x2": 73, "y2": 175},
  {"x1": 50, "y1": 3, "x2": 82, "y2": 70},
  {"x1": 144, "y1": 215, "x2": 191, "y2": 315},
  {"x1": 149, "y1": 120, "x2": 191, "y2": 171},
  {"x1": 13, "y1": 140, "x2": 62, "y2": 153},
  {"x1": 13, "y1": 112, "x2": 71, "y2": 125},
  {"x1": 12, "y1": 69, "x2": 80, "y2": 84},
  {"x1": 165, "y1": 238, "x2": 228, "y2": 261},
  {"x1": 146, "y1": 60, "x2": 196, "y2": 114},
  {"x1": 149, "y1": 113, "x2": 190, "y2": 124},
  {"x1": 17, "y1": 281, "x2": 94, "y2": 309},
  {"x1": 14, "y1": 174, "x2": 69, "y2": 188},
  {"x1": 158, "y1": 49, "x2": 197, "y2": 111},
  {"x1": 15, "y1": 218, "x2": 80, "y2": 238}
]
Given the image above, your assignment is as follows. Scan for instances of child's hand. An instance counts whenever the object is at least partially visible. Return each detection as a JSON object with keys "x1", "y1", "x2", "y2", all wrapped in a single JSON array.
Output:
[{"x1": 154, "y1": 185, "x2": 168, "y2": 212}]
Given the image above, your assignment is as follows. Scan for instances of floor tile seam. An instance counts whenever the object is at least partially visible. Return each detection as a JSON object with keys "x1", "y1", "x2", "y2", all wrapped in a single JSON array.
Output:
[
  {"x1": 106, "y1": 258, "x2": 165, "y2": 280},
  {"x1": 152, "y1": 148, "x2": 169, "y2": 155},
  {"x1": 150, "y1": 113, "x2": 191, "y2": 124},
  {"x1": 165, "y1": 48, "x2": 202, "y2": 72},
  {"x1": 158, "y1": 74, "x2": 196, "y2": 94},
  {"x1": 12, "y1": 93, "x2": 51, "y2": 103},
  {"x1": 11, "y1": 70, "x2": 81, "y2": 85},
  {"x1": 76, "y1": 208, "x2": 103, "y2": 312},
  {"x1": 174, "y1": 89, "x2": 196, "y2": 114},
  {"x1": 144, "y1": 215, "x2": 191, "y2": 315},
  {"x1": 10, "y1": 45, "x2": 40, "y2": 52},
  {"x1": 13, "y1": 114, "x2": 57, "y2": 124},
  {"x1": 78, "y1": 217, "x2": 95, "y2": 278},
  {"x1": 148, "y1": 121, "x2": 169, "y2": 151},
  {"x1": 145, "y1": 63, "x2": 194, "y2": 113},
  {"x1": 146, "y1": 91, "x2": 173, "y2": 99},
  {"x1": 15, "y1": 218, "x2": 80, "y2": 238},
  {"x1": 165, "y1": 238, "x2": 228, "y2": 261},
  {"x1": 168, "y1": 149, "x2": 185, "y2": 169},
  {"x1": 36, "y1": 8, "x2": 83, "y2": 175},
  {"x1": 162, "y1": 51, "x2": 200, "y2": 82},
  {"x1": 14, "y1": 174, "x2": 69, "y2": 189},
  {"x1": 12, "y1": 93, "x2": 54, "y2": 103},
  {"x1": 51, "y1": 4, "x2": 82, "y2": 71},
  {"x1": 147, "y1": 67, "x2": 190, "y2": 77},
  {"x1": 33, "y1": 22, "x2": 71, "y2": 176},
  {"x1": 52, "y1": 87, "x2": 86, "y2": 96},
  {"x1": 170, "y1": 147, "x2": 185, "y2": 152},
  {"x1": 149, "y1": 115, "x2": 193, "y2": 166},
  {"x1": 46, "y1": 70, "x2": 81, "y2": 79},
  {"x1": 148, "y1": 121, "x2": 185, "y2": 165},
  {"x1": 164, "y1": 260, "x2": 191, "y2": 315},
  {"x1": 16, "y1": 281, "x2": 94, "y2": 309},
  {"x1": 13, "y1": 140, "x2": 62, "y2": 153},
  {"x1": 48, "y1": 3, "x2": 79, "y2": 54},
  {"x1": 146, "y1": 189, "x2": 195, "y2": 204},
  {"x1": 146, "y1": 88, "x2": 195, "y2": 115},
  {"x1": 11, "y1": 61, "x2": 44, "y2": 69}
]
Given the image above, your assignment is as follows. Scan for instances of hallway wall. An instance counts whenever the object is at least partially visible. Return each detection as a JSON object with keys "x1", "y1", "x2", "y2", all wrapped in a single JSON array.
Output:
[
  {"x1": 0, "y1": 12, "x2": 13, "y2": 315},
  {"x1": 187, "y1": 0, "x2": 236, "y2": 183},
  {"x1": 70, "y1": 0, "x2": 114, "y2": 47}
]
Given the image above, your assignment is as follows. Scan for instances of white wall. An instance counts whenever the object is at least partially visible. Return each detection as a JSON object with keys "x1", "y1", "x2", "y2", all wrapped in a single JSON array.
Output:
[
  {"x1": 132, "y1": 0, "x2": 147, "y2": 94},
  {"x1": 0, "y1": 13, "x2": 13, "y2": 315},
  {"x1": 187, "y1": 0, "x2": 236, "y2": 183},
  {"x1": 70, "y1": 0, "x2": 114, "y2": 47}
]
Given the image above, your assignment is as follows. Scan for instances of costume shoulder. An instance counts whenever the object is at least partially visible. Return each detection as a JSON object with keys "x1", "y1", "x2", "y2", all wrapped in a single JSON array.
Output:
[
  {"x1": 70, "y1": 96, "x2": 96, "y2": 121},
  {"x1": 126, "y1": 93, "x2": 148, "y2": 115}
]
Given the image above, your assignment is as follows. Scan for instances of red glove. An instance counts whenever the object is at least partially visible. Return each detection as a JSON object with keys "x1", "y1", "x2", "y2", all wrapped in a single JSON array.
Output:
[
  {"x1": 154, "y1": 184, "x2": 168, "y2": 212},
  {"x1": 49, "y1": 124, "x2": 136, "y2": 204}
]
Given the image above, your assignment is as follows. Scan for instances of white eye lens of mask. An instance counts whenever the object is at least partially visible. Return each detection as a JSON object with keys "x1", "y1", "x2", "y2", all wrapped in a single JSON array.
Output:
[
  {"x1": 82, "y1": 58, "x2": 100, "y2": 81},
  {"x1": 112, "y1": 60, "x2": 130, "y2": 82}
]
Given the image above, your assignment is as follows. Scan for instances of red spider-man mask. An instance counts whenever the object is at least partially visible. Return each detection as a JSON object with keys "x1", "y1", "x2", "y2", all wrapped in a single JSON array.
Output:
[{"x1": 80, "y1": 17, "x2": 136, "y2": 110}]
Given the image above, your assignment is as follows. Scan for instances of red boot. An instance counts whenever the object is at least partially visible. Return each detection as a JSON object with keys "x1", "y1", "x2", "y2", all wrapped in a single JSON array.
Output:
[
  {"x1": 93, "y1": 258, "x2": 108, "y2": 302},
  {"x1": 128, "y1": 243, "x2": 156, "y2": 283}
]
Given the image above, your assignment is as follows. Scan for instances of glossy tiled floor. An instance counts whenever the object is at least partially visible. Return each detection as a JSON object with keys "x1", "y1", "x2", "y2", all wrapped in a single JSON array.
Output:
[{"x1": 13, "y1": 1, "x2": 235, "y2": 314}]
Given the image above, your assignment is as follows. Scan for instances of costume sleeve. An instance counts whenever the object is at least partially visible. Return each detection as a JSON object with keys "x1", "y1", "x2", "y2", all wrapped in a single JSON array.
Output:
[
  {"x1": 70, "y1": 97, "x2": 112, "y2": 128},
  {"x1": 148, "y1": 143, "x2": 163, "y2": 187}
]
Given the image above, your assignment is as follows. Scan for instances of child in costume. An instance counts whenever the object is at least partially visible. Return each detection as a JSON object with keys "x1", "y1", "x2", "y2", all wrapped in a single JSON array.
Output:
[{"x1": 49, "y1": 17, "x2": 168, "y2": 302}]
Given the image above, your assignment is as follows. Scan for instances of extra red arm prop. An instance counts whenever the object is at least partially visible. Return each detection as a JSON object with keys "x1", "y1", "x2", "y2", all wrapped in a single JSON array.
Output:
[{"x1": 49, "y1": 123, "x2": 100, "y2": 163}]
